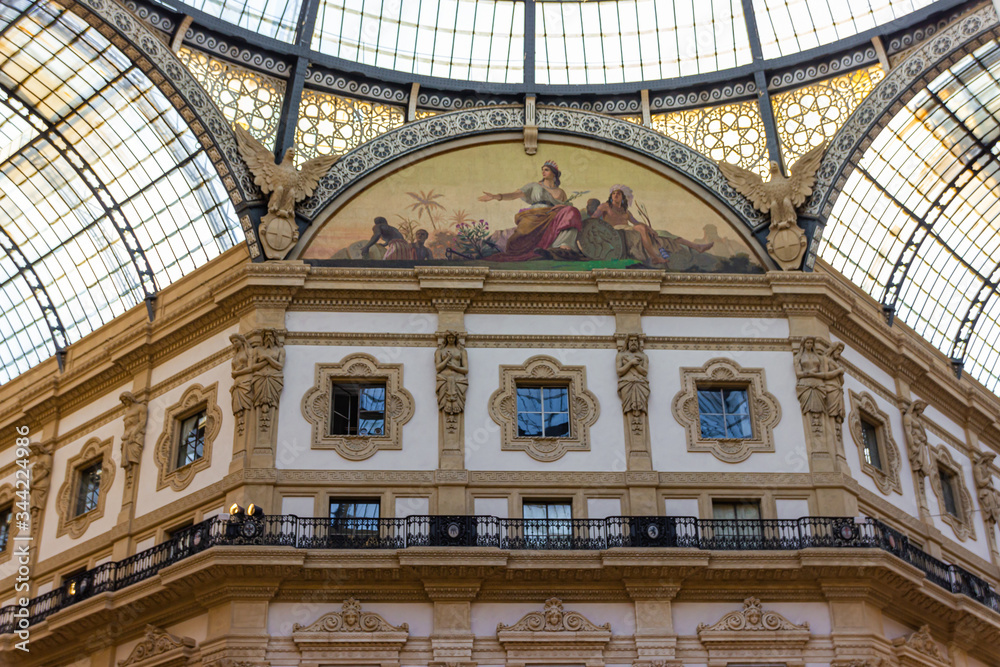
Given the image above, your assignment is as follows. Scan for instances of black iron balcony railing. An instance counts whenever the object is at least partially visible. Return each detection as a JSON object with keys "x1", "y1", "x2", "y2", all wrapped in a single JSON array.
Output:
[{"x1": 2, "y1": 514, "x2": 997, "y2": 634}]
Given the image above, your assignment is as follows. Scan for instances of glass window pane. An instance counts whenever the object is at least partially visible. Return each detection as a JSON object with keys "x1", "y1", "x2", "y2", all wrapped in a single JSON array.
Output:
[
  {"x1": 544, "y1": 411, "x2": 569, "y2": 437},
  {"x1": 518, "y1": 411, "x2": 543, "y2": 437},
  {"x1": 723, "y1": 388, "x2": 749, "y2": 414},
  {"x1": 697, "y1": 388, "x2": 724, "y2": 414},
  {"x1": 700, "y1": 412, "x2": 726, "y2": 439},
  {"x1": 725, "y1": 414, "x2": 752, "y2": 439},
  {"x1": 543, "y1": 386, "x2": 568, "y2": 413},
  {"x1": 516, "y1": 386, "x2": 541, "y2": 412}
]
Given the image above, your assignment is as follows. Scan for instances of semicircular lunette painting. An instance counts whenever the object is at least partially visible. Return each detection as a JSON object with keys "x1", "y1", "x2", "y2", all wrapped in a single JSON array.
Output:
[{"x1": 302, "y1": 142, "x2": 765, "y2": 273}]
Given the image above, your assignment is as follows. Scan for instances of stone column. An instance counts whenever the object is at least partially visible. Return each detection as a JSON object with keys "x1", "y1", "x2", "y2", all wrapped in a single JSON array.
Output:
[
  {"x1": 821, "y1": 582, "x2": 892, "y2": 664},
  {"x1": 626, "y1": 581, "x2": 681, "y2": 667},
  {"x1": 425, "y1": 581, "x2": 480, "y2": 667},
  {"x1": 196, "y1": 582, "x2": 277, "y2": 667}
]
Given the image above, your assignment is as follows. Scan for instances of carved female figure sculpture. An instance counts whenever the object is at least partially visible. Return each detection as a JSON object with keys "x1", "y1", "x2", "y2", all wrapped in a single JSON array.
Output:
[
  {"x1": 251, "y1": 329, "x2": 285, "y2": 431},
  {"x1": 29, "y1": 442, "x2": 53, "y2": 522},
  {"x1": 119, "y1": 391, "x2": 147, "y2": 485},
  {"x1": 230, "y1": 333, "x2": 254, "y2": 434},
  {"x1": 821, "y1": 342, "x2": 845, "y2": 423},
  {"x1": 435, "y1": 331, "x2": 468, "y2": 433},
  {"x1": 794, "y1": 337, "x2": 827, "y2": 417}
]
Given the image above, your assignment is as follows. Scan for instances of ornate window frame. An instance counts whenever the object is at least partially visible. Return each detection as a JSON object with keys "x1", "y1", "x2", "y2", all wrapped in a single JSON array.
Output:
[
  {"x1": 153, "y1": 383, "x2": 222, "y2": 492},
  {"x1": 55, "y1": 437, "x2": 116, "y2": 539},
  {"x1": 671, "y1": 358, "x2": 781, "y2": 463},
  {"x1": 488, "y1": 355, "x2": 600, "y2": 462},
  {"x1": 0, "y1": 484, "x2": 21, "y2": 565},
  {"x1": 928, "y1": 445, "x2": 976, "y2": 541},
  {"x1": 301, "y1": 353, "x2": 414, "y2": 461},
  {"x1": 847, "y1": 390, "x2": 902, "y2": 495}
]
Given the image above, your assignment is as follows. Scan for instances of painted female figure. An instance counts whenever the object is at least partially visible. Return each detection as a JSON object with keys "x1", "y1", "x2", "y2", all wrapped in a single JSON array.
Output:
[{"x1": 479, "y1": 160, "x2": 583, "y2": 261}]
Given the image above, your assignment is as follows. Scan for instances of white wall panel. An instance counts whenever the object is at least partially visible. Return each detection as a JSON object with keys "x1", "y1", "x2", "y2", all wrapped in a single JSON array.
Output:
[
  {"x1": 642, "y1": 316, "x2": 789, "y2": 339},
  {"x1": 647, "y1": 349, "x2": 805, "y2": 473},
  {"x1": 464, "y1": 347, "x2": 626, "y2": 472},
  {"x1": 149, "y1": 327, "x2": 239, "y2": 385},
  {"x1": 465, "y1": 314, "x2": 615, "y2": 336},
  {"x1": 286, "y1": 311, "x2": 437, "y2": 335},
  {"x1": 276, "y1": 345, "x2": 439, "y2": 470}
]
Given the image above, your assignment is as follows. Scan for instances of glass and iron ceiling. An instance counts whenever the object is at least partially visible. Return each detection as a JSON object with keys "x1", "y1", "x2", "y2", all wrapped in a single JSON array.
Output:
[
  {"x1": 157, "y1": 0, "x2": 946, "y2": 85},
  {"x1": 3, "y1": 0, "x2": 1000, "y2": 397},
  {"x1": 0, "y1": 0, "x2": 242, "y2": 383}
]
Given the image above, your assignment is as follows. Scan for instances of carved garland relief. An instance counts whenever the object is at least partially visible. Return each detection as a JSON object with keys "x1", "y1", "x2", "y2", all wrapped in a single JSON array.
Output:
[
  {"x1": 847, "y1": 390, "x2": 902, "y2": 496},
  {"x1": 55, "y1": 437, "x2": 116, "y2": 539},
  {"x1": 488, "y1": 356, "x2": 600, "y2": 462},
  {"x1": 928, "y1": 445, "x2": 976, "y2": 542},
  {"x1": 152, "y1": 383, "x2": 222, "y2": 492},
  {"x1": 671, "y1": 358, "x2": 781, "y2": 463},
  {"x1": 301, "y1": 353, "x2": 415, "y2": 460}
]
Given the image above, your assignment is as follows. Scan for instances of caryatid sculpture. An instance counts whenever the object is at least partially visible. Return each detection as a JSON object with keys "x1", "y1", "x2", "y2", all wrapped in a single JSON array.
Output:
[
  {"x1": 234, "y1": 125, "x2": 338, "y2": 260},
  {"x1": 973, "y1": 451, "x2": 1000, "y2": 526},
  {"x1": 230, "y1": 333, "x2": 254, "y2": 435},
  {"x1": 616, "y1": 334, "x2": 650, "y2": 434},
  {"x1": 251, "y1": 329, "x2": 285, "y2": 433},
  {"x1": 435, "y1": 331, "x2": 468, "y2": 434},
  {"x1": 901, "y1": 400, "x2": 933, "y2": 478},
  {"x1": 29, "y1": 442, "x2": 53, "y2": 525},
  {"x1": 793, "y1": 337, "x2": 844, "y2": 431},
  {"x1": 119, "y1": 391, "x2": 148, "y2": 486},
  {"x1": 718, "y1": 144, "x2": 825, "y2": 270}
]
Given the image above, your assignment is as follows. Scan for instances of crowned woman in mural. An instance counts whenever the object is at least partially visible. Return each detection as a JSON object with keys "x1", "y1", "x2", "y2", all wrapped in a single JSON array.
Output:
[{"x1": 478, "y1": 160, "x2": 585, "y2": 261}]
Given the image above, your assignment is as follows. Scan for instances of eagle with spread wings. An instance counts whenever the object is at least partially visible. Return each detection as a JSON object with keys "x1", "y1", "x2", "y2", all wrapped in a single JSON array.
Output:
[
  {"x1": 717, "y1": 144, "x2": 825, "y2": 231},
  {"x1": 234, "y1": 125, "x2": 338, "y2": 219}
]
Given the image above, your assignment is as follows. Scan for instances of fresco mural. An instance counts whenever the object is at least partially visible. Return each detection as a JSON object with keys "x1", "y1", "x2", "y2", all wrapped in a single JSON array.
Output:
[{"x1": 302, "y1": 143, "x2": 765, "y2": 272}]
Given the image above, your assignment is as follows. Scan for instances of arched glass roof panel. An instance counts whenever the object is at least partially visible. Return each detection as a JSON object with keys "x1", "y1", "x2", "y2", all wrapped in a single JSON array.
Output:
[
  {"x1": 171, "y1": 0, "x2": 302, "y2": 43},
  {"x1": 753, "y1": 0, "x2": 936, "y2": 59},
  {"x1": 535, "y1": 0, "x2": 752, "y2": 85},
  {"x1": 0, "y1": 0, "x2": 242, "y2": 384},
  {"x1": 313, "y1": 0, "x2": 525, "y2": 84},
  {"x1": 821, "y1": 37, "x2": 1000, "y2": 394}
]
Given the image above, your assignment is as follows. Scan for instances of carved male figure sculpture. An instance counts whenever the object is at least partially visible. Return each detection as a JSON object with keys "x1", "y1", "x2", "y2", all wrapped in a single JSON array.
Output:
[
  {"x1": 902, "y1": 400, "x2": 932, "y2": 477},
  {"x1": 616, "y1": 334, "x2": 650, "y2": 423},
  {"x1": 119, "y1": 391, "x2": 147, "y2": 485}
]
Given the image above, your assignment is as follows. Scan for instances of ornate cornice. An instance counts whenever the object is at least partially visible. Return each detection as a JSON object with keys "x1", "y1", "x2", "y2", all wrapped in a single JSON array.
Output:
[
  {"x1": 697, "y1": 597, "x2": 809, "y2": 633},
  {"x1": 293, "y1": 598, "x2": 409, "y2": 633},
  {"x1": 117, "y1": 625, "x2": 198, "y2": 667},
  {"x1": 497, "y1": 598, "x2": 611, "y2": 633}
]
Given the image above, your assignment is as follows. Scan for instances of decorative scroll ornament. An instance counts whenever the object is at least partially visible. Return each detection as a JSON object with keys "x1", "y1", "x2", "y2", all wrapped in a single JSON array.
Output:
[
  {"x1": 718, "y1": 144, "x2": 825, "y2": 270},
  {"x1": 292, "y1": 598, "x2": 409, "y2": 633},
  {"x1": 831, "y1": 659, "x2": 885, "y2": 667},
  {"x1": 894, "y1": 625, "x2": 945, "y2": 662},
  {"x1": 119, "y1": 391, "x2": 148, "y2": 488},
  {"x1": 497, "y1": 598, "x2": 610, "y2": 633},
  {"x1": 118, "y1": 625, "x2": 197, "y2": 667},
  {"x1": 697, "y1": 597, "x2": 809, "y2": 633},
  {"x1": 234, "y1": 125, "x2": 338, "y2": 259}
]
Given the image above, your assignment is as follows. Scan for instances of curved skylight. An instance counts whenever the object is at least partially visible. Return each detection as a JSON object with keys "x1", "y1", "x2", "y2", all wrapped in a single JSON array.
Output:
[
  {"x1": 313, "y1": 0, "x2": 525, "y2": 83},
  {"x1": 821, "y1": 38, "x2": 1000, "y2": 393},
  {"x1": 753, "y1": 0, "x2": 937, "y2": 59},
  {"x1": 0, "y1": 0, "x2": 242, "y2": 383}
]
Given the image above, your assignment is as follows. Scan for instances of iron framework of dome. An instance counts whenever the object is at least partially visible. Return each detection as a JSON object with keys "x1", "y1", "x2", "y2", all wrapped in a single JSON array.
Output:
[{"x1": 3, "y1": 0, "x2": 1000, "y2": 395}]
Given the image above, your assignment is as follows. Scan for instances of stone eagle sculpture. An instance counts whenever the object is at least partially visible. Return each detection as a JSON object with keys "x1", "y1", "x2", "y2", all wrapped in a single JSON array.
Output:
[
  {"x1": 234, "y1": 125, "x2": 338, "y2": 260},
  {"x1": 718, "y1": 144, "x2": 825, "y2": 271}
]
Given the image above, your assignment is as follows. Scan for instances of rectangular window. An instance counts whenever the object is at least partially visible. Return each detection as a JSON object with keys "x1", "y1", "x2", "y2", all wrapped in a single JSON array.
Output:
[
  {"x1": 331, "y1": 383, "x2": 386, "y2": 436},
  {"x1": 523, "y1": 500, "x2": 572, "y2": 543},
  {"x1": 939, "y1": 467, "x2": 959, "y2": 517},
  {"x1": 697, "y1": 387, "x2": 751, "y2": 438},
  {"x1": 0, "y1": 503, "x2": 11, "y2": 552},
  {"x1": 516, "y1": 385, "x2": 569, "y2": 437},
  {"x1": 329, "y1": 499, "x2": 380, "y2": 536},
  {"x1": 75, "y1": 461, "x2": 102, "y2": 516},
  {"x1": 711, "y1": 499, "x2": 762, "y2": 542},
  {"x1": 176, "y1": 410, "x2": 207, "y2": 468},
  {"x1": 860, "y1": 418, "x2": 882, "y2": 470}
]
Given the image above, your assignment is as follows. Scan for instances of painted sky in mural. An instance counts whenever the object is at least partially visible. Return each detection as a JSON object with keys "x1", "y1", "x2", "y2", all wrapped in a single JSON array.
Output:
[{"x1": 302, "y1": 143, "x2": 764, "y2": 272}]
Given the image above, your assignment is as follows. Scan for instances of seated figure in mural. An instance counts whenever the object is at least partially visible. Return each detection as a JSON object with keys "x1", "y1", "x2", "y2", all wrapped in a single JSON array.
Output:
[
  {"x1": 361, "y1": 216, "x2": 413, "y2": 260},
  {"x1": 593, "y1": 185, "x2": 713, "y2": 263},
  {"x1": 411, "y1": 229, "x2": 433, "y2": 260},
  {"x1": 478, "y1": 160, "x2": 584, "y2": 261}
]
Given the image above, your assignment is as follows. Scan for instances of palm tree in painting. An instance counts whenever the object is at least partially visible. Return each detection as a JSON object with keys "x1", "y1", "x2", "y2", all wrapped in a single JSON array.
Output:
[
  {"x1": 449, "y1": 209, "x2": 474, "y2": 229},
  {"x1": 406, "y1": 190, "x2": 446, "y2": 227}
]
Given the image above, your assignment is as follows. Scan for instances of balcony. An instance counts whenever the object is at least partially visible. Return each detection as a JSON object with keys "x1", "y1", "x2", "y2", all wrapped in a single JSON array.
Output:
[{"x1": 2, "y1": 514, "x2": 997, "y2": 634}]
